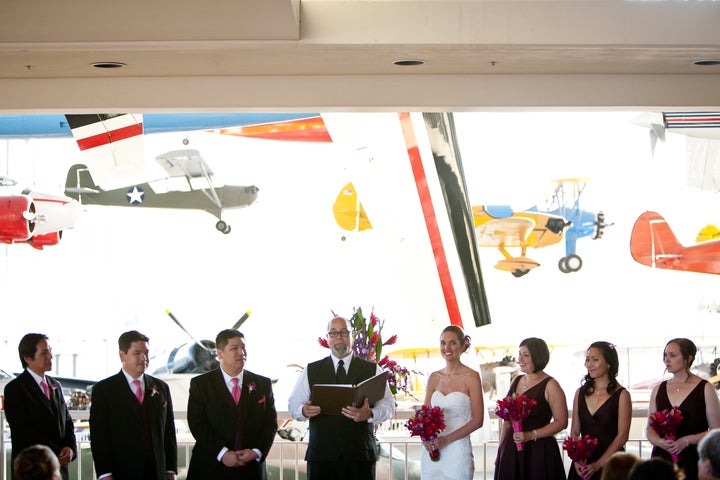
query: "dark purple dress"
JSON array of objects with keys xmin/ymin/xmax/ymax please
[
  {"xmin": 650, "ymin": 380, "xmax": 709, "ymax": 480},
  {"xmin": 567, "ymin": 388, "xmax": 626, "ymax": 480},
  {"xmin": 494, "ymin": 376, "xmax": 567, "ymax": 480}
]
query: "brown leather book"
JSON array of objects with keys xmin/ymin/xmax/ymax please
[{"xmin": 311, "ymin": 371, "xmax": 390, "ymax": 415}]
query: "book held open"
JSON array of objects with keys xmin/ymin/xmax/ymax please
[{"xmin": 311, "ymin": 371, "xmax": 390, "ymax": 415}]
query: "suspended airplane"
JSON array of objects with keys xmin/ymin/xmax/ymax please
[
  {"xmin": 528, "ymin": 178, "xmax": 613, "ymax": 273},
  {"xmin": 332, "ymin": 181, "xmax": 372, "ymax": 238},
  {"xmin": 0, "ymin": 176, "xmax": 81, "ymax": 249},
  {"xmin": 472, "ymin": 205, "xmax": 570, "ymax": 277},
  {"xmin": 64, "ymin": 149, "xmax": 258, "ymax": 234},
  {"xmin": 630, "ymin": 210, "xmax": 720, "ymax": 275}
]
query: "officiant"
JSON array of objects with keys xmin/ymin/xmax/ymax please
[{"xmin": 288, "ymin": 315, "xmax": 395, "ymax": 480}]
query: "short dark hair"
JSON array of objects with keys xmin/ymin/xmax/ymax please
[
  {"xmin": 118, "ymin": 330, "xmax": 149, "ymax": 353},
  {"xmin": 699, "ymin": 428, "xmax": 720, "ymax": 478},
  {"xmin": 13, "ymin": 444, "xmax": 60, "ymax": 480},
  {"xmin": 216, "ymin": 329, "xmax": 244, "ymax": 350},
  {"xmin": 18, "ymin": 333, "xmax": 48, "ymax": 369},
  {"xmin": 520, "ymin": 337, "xmax": 550, "ymax": 372},
  {"xmin": 628, "ymin": 457, "xmax": 681, "ymax": 480}
]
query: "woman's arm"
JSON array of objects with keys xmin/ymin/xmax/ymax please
[{"xmin": 570, "ymin": 389, "xmax": 581, "ymax": 438}]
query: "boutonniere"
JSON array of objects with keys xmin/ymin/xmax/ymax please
[
  {"xmin": 248, "ymin": 382, "xmax": 256, "ymax": 393},
  {"xmin": 258, "ymin": 394, "xmax": 266, "ymax": 405},
  {"xmin": 49, "ymin": 383, "xmax": 58, "ymax": 392},
  {"xmin": 150, "ymin": 386, "xmax": 159, "ymax": 398}
]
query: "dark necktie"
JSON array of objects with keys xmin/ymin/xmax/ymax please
[{"xmin": 336, "ymin": 359, "xmax": 348, "ymax": 383}]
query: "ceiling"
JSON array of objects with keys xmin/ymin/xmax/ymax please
[{"xmin": 1, "ymin": 0, "xmax": 719, "ymax": 112}]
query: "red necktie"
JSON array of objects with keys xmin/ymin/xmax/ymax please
[
  {"xmin": 40, "ymin": 379, "xmax": 50, "ymax": 400},
  {"xmin": 231, "ymin": 377, "xmax": 241, "ymax": 405},
  {"xmin": 133, "ymin": 379, "xmax": 144, "ymax": 404}
]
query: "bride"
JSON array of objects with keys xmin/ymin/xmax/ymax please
[{"xmin": 420, "ymin": 325, "xmax": 485, "ymax": 480}]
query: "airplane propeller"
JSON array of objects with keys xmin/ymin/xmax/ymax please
[{"xmin": 593, "ymin": 211, "xmax": 614, "ymax": 240}]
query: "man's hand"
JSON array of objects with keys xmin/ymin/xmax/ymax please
[
  {"xmin": 57, "ymin": 447, "xmax": 73, "ymax": 466},
  {"xmin": 302, "ymin": 400, "xmax": 321, "ymax": 419},
  {"xmin": 237, "ymin": 449, "xmax": 258, "ymax": 464},
  {"xmin": 221, "ymin": 450, "xmax": 243, "ymax": 468},
  {"xmin": 342, "ymin": 397, "xmax": 371, "ymax": 422}
]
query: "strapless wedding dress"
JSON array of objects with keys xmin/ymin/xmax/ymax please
[{"xmin": 420, "ymin": 391, "xmax": 474, "ymax": 480}]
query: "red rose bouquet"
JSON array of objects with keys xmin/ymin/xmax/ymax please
[
  {"xmin": 563, "ymin": 435, "xmax": 599, "ymax": 480},
  {"xmin": 495, "ymin": 393, "xmax": 537, "ymax": 451},
  {"xmin": 405, "ymin": 405, "xmax": 446, "ymax": 461},
  {"xmin": 649, "ymin": 406, "xmax": 684, "ymax": 463}
]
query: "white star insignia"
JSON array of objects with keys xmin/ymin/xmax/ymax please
[{"xmin": 126, "ymin": 186, "xmax": 145, "ymax": 204}]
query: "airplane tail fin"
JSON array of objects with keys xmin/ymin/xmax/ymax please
[
  {"xmin": 630, "ymin": 211, "xmax": 683, "ymax": 266},
  {"xmin": 65, "ymin": 164, "xmax": 102, "ymax": 200}
]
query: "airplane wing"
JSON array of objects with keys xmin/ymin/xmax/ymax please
[{"xmin": 474, "ymin": 215, "xmax": 535, "ymax": 248}]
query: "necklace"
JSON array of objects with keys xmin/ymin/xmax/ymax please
[
  {"xmin": 522, "ymin": 375, "xmax": 532, "ymax": 391},
  {"xmin": 671, "ymin": 374, "xmax": 690, "ymax": 392}
]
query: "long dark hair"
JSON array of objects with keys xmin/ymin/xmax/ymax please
[{"xmin": 580, "ymin": 341, "xmax": 619, "ymax": 397}]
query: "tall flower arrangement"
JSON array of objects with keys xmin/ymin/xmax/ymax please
[{"xmin": 317, "ymin": 307, "xmax": 410, "ymax": 395}]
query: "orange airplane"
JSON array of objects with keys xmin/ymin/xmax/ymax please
[{"xmin": 630, "ymin": 210, "xmax": 720, "ymax": 275}]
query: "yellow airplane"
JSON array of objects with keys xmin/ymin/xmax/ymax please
[
  {"xmin": 472, "ymin": 205, "xmax": 570, "ymax": 277},
  {"xmin": 332, "ymin": 181, "xmax": 372, "ymax": 234}
]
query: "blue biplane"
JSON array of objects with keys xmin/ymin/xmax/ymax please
[{"xmin": 528, "ymin": 178, "xmax": 613, "ymax": 273}]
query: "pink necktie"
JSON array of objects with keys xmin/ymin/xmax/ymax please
[
  {"xmin": 40, "ymin": 379, "xmax": 50, "ymax": 400},
  {"xmin": 231, "ymin": 377, "xmax": 241, "ymax": 405},
  {"xmin": 133, "ymin": 379, "xmax": 144, "ymax": 404}
]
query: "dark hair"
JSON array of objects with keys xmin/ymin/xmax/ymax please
[
  {"xmin": 580, "ymin": 341, "xmax": 619, "ymax": 397},
  {"xmin": 699, "ymin": 428, "xmax": 720, "ymax": 478},
  {"xmin": 18, "ymin": 333, "xmax": 48, "ymax": 369},
  {"xmin": 628, "ymin": 458, "xmax": 682, "ymax": 480},
  {"xmin": 118, "ymin": 330, "xmax": 149, "ymax": 353},
  {"xmin": 442, "ymin": 325, "xmax": 471, "ymax": 353},
  {"xmin": 216, "ymin": 329, "xmax": 244, "ymax": 350},
  {"xmin": 600, "ymin": 452, "xmax": 640, "ymax": 480},
  {"xmin": 13, "ymin": 444, "xmax": 60, "ymax": 480},
  {"xmin": 520, "ymin": 337, "xmax": 550, "ymax": 372},
  {"xmin": 665, "ymin": 338, "xmax": 697, "ymax": 371}
]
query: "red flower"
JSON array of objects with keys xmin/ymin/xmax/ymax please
[
  {"xmin": 317, "ymin": 337, "xmax": 329, "ymax": 348},
  {"xmin": 495, "ymin": 393, "xmax": 537, "ymax": 422},
  {"xmin": 563, "ymin": 435, "xmax": 599, "ymax": 463},
  {"xmin": 405, "ymin": 405, "xmax": 446, "ymax": 461},
  {"xmin": 649, "ymin": 406, "xmax": 683, "ymax": 437}
]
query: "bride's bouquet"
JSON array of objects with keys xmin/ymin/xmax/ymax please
[
  {"xmin": 563, "ymin": 435, "xmax": 599, "ymax": 480},
  {"xmin": 649, "ymin": 406, "xmax": 683, "ymax": 463},
  {"xmin": 495, "ymin": 393, "xmax": 537, "ymax": 451},
  {"xmin": 405, "ymin": 405, "xmax": 446, "ymax": 461}
]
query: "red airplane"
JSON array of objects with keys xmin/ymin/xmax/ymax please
[
  {"xmin": 0, "ymin": 176, "xmax": 81, "ymax": 249},
  {"xmin": 630, "ymin": 210, "xmax": 720, "ymax": 275}
]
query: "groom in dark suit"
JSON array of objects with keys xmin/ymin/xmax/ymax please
[
  {"xmin": 186, "ymin": 329, "xmax": 277, "ymax": 480},
  {"xmin": 89, "ymin": 330, "xmax": 178, "ymax": 480},
  {"xmin": 4, "ymin": 333, "xmax": 77, "ymax": 480}
]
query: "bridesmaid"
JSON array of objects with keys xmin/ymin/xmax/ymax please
[
  {"xmin": 568, "ymin": 341, "xmax": 632, "ymax": 480},
  {"xmin": 646, "ymin": 338, "xmax": 720, "ymax": 480},
  {"xmin": 494, "ymin": 337, "xmax": 568, "ymax": 480}
]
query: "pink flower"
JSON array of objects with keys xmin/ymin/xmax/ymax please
[
  {"xmin": 258, "ymin": 394, "xmax": 266, "ymax": 404},
  {"xmin": 248, "ymin": 382, "xmax": 257, "ymax": 393},
  {"xmin": 150, "ymin": 386, "xmax": 159, "ymax": 397}
]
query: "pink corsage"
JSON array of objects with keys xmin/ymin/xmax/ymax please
[
  {"xmin": 150, "ymin": 386, "xmax": 159, "ymax": 397},
  {"xmin": 50, "ymin": 383, "xmax": 58, "ymax": 392},
  {"xmin": 248, "ymin": 382, "xmax": 257, "ymax": 393},
  {"xmin": 258, "ymin": 394, "xmax": 266, "ymax": 404}
]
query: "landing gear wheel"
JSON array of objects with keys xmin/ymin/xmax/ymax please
[
  {"xmin": 558, "ymin": 257, "xmax": 570, "ymax": 273},
  {"xmin": 215, "ymin": 220, "xmax": 231, "ymax": 234},
  {"xmin": 512, "ymin": 269, "xmax": 530, "ymax": 278},
  {"xmin": 565, "ymin": 253, "xmax": 583, "ymax": 272}
]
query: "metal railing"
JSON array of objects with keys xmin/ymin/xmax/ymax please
[{"xmin": 1, "ymin": 410, "xmax": 654, "ymax": 480}]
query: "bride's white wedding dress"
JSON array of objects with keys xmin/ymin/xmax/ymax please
[{"xmin": 420, "ymin": 391, "xmax": 474, "ymax": 480}]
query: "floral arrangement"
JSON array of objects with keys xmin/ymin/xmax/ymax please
[
  {"xmin": 150, "ymin": 386, "xmax": 159, "ymax": 397},
  {"xmin": 649, "ymin": 406, "xmax": 684, "ymax": 463},
  {"xmin": 405, "ymin": 405, "xmax": 446, "ymax": 461},
  {"xmin": 495, "ymin": 393, "xmax": 538, "ymax": 451},
  {"xmin": 563, "ymin": 435, "xmax": 599, "ymax": 480},
  {"xmin": 318, "ymin": 307, "xmax": 411, "ymax": 395}
]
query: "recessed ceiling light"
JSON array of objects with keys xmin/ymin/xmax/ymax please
[
  {"xmin": 694, "ymin": 60, "xmax": 720, "ymax": 66},
  {"xmin": 90, "ymin": 62, "xmax": 127, "ymax": 69},
  {"xmin": 394, "ymin": 60, "xmax": 425, "ymax": 66}
]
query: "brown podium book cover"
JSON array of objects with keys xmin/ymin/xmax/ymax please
[{"xmin": 311, "ymin": 371, "xmax": 390, "ymax": 415}]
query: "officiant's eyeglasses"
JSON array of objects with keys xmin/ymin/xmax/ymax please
[{"xmin": 327, "ymin": 329, "xmax": 350, "ymax": 338}]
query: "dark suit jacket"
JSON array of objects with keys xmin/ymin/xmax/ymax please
[
  {"xmin": 89, "ymin": 371, "xmax": 177, "ymax": 480},
  {"xmin": 4, "ymin": 370, "xmax": 77, "ymax": 480},
  {"xmin": 186, "ymin": 368, "xmax": 277, "ymax": 480}
]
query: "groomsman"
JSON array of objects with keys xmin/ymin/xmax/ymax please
[
  {"xmin": 4, "ymin": 333, "xmax": 77, "ymax": 480},
  {"xmin": 186, "ymin": 329, "xmax": 277, "ymax": 480},
  {"xmin": 90, "ymin": 330, "xmax": 177, "ymax": 480}
]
